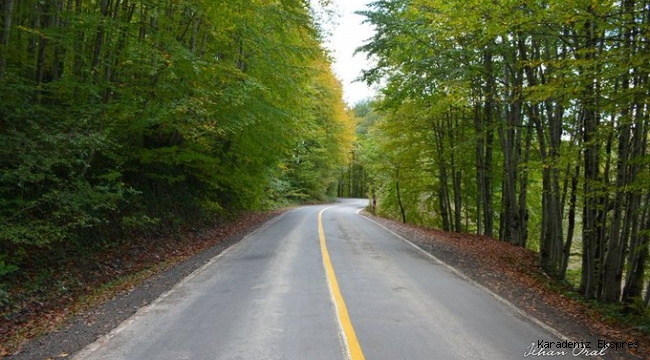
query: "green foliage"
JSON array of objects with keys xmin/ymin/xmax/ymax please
[
  {"xmin": 356, "ymin": 0, "xmax": 650, "ymax": 304},
  {"xmin": 0, "ymin": 254, "xmax": 18, "ymax": 280},
  {"xmin": 0, "ymin": 0, "xmax": 354, "ymax": 293}
]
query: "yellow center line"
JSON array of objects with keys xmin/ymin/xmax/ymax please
[{"xmin": 318, "ymin": 207, "xmax": 366, "ymax": 360}]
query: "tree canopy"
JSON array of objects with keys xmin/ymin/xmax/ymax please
[
  {"xmin": 354, "ymin": 0, "xmax": 650, "ymax": 306},
  {"xmin": 0, "ymin": 0, "xmax": 354, "ymax": 282}
]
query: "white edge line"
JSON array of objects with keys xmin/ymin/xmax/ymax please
[
  {"xmin": 319, "ymin": 205, "xmax": 353, "ymax": 360},
  {"xmin": 355, "ymin": 209, "xmax": 571, "ymax": 342},
  {"xmin": 325, "ymin": 261, "xmax": 353, "ymax": 360},
  {"xmin": 73, "ymin": 211, "xmax": 289, "ymax": 359}
]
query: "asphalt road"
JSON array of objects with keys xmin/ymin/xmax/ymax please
[{"xmin": 73, "ymin": 199, "xmax": 574, "ymax": 360}]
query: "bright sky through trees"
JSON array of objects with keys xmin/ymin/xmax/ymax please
[{"xmin": 314, "ymin": 0, "xmax": 376, "ymax": 106}]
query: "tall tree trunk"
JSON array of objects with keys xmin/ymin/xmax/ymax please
[
  {"xmin": 561, "ymin": 160, "xmax": 581, "ymax": 279},
  {"xmin": 520, "ymin": 35, "xmax": 564, "ymax": 277},
  {"xmin": 622, "ymin": 195, "xmax": 650, "ymax": 303},
  {"xmin": 1, "ymin": 0, "xmax": 15, "ymax": 79},
  {"xmin": 594, "ymin": 126, "xmax": 614, "ymax": 299},
  {"xmin": 498, "ymin": 36, "xmax": 526, "ymax": 246},
  {"xmin": 91, "ymin": 0, "xmax": 110, "ymax": 82},
  {"xmin": 578, "ymin": 13, "xmax": 606, "ymax": 298},
  {"xmin": 450, "ymin": 109, "xmax": 463, "ymax": 233},
  {"xmin": 50, "ymin": 0, "xmax": 65, "ymax": 82},
  {"xmin": 72, "ymin": 0, "xmax": 84, "ymax": 80},
  {"xmin": 482, "ymin": 50, "xmax": 495, "ymax": 238},
  {"xmin": 434, "ymin": 122, "xmax": 451, "ymax": 231},
  {"xmin": 622, "ymin": 72, "xmax": 649, "ymax": 302},
  {"xmin": 518, "ymin": 118, "xmax": 533, "ymax": 248},
  {"xmin": 453, "ymin": 169, "xmax": 462, "ymax": 232},
  {"xmin": 348, "ymin": 162, "xmax": 352, "ymax": 197},
  {"xmin": 109, "ymin": 1, "xmax": 136, "ymax": 84},
  {"xmin": 602, "ymin": 115, "xmax": 631, "ymax": 302},
  {"xmin": 34, "ymin": 1, "xmax": 50, "ymax": 103},
  {"xmin": 474, "ymin": 100, "xmax": 484, "ymax": 235},
  {"xmin": 544, "ymin": 100, "xmax": 565, "ymax": 278},
  {"xmin": 395, "ymin": 168, "xmax": 406, "ymax": 223}
]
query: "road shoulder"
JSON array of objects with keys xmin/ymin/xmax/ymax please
[
  {"xmin": 360, "ymin": 211, "xmax": 647, "ymax": 360},
  {"xmin": 6, "ymin": 210, "xmax": 286, "ymax": 360}
]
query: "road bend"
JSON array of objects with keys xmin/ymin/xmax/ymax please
[{"xmin": 74, "ymin": 199, "xmax": 572, "ymax": 360}]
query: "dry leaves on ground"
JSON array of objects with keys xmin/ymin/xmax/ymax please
[{"xmin": 368, "ymin": 213, "xmax": 649, "ymax": 360}]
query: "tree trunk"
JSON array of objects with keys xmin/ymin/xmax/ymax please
[
  {"xmin": 520, "ymin": 34, "xmax": 564, "ymax": 277},
  {"xmin": 578, "ymin": 13, "xmax": 606, "ymax": 298},
  {"xmin": 453, "ymin": 169, "xmax": 462, "ymax": 233},
  {"xmin": 622, "ymin": 71, "xmax": 650, "ymax": 302},
  {"xmin": 450, "ymin": 110, "xmax": 462, "ymax": 233},
  {"xmin": 348, "ymin": 162, "xmax": 352, "ymax": 197},
  {"xmin": 498, "ymin": 36, "xmax": 525, "ymax": 246},
  {"xmin": 1, "ymin": 0, "xmax": 15, "ymax": 79},
  {"xmin": 91, "ymin": 0, "xmax": 110, "ymax": 82},
  {"xmin": 482, "ymin": 50, "xmax": 495, "ymax": 238},
  {"xmin": 622, "ymin": 195, "xmax": 650, "ymax": 303},
  {"xmin": 602, "ymin": 119, "xmax": 631, "ymax": 302},
  {"xmin": 474, "ymin": 101, "xmax": 484, "ymax": 235},
  {"xmin": 519, "ymin": 120, "xmax": 533, "ymax": 249},
  {"xmin": 561, "ymin": 160, "xmax": 580, "ymax": 279},
  {"xmin": 498, "ymin": 113, "xmax": 522, "ymax": 245},
  {"xmin": 434, "ymin": 123, "xmax": 451, "ymax": 231},
  {"xmin": 396, "ymin": 168, "xmax": 406, "ymax": 223}
]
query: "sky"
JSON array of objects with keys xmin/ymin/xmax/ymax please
[{"xmin": 313, "ymin": 0, "xmax": 377, "ymax": 106}]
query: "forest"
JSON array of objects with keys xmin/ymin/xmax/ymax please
[
  {"xmin": 341, "ymin": 0, "xmax": 650, "ymax": 309},
  {"xmin": 0, "ymin": 0, "xmax": 354, "ymax": 312},
  {"xmin": 2, "ymin": 0, "xmax": 650, "ymax": 351}
]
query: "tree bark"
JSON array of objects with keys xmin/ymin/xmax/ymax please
[
  {"xmin": 518, "ymin": 119, "xmax": 533, "ymax": 249},
  {"xmin": 622, "ymin": 67, "xmax": 649, "ymax": 302},
  {"xmin": 433, "ymin": 122, "xmax": 451, "ymax": 231},
  {"xmin": 450, "ymin": 110, "xmax": 462, "ymax": 233},
  {"xmin": 519, "ymin": 35, "xmax": 564, "ymax": 277},
  {"xmin": 577, "ymin": 13, "xmax": 607, "ymax": 298},
  {"xmin": 561, "ymin": 160, "xmax": 580, "ymax": 279},
  {"xmin": 396, "ymin": 168, "xmax": 406, "ymax": 223},
  {"xmin": 482, "ymin": 50, "xmax": 495, "ymax": 238},
  {"xmin": 474, "ymin": 101, "xmax": 484, "ymax": 235},
  {"xmin": 622, "ymin": 195, "xmax": 650, "ymax": 303},
  {"xmin": 602, "ymin": 114, "xmax": 631, "ymax": 302},
  {"xmin": 0, "ymin": 0, "xmax": 15, "ymax": 79},
  {"xmin": 498, "ymin": 38, "xmax": 524, "ymax": 246},
  {"xmin": 91, "ymin": 0, "xmax": 111, "ymax": 82}
]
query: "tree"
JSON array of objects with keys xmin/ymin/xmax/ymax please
[
  {"xmin": 0, "ymin": 0, "xmax": 354, "ymax": 283},
  {"xmin": 356, "ymin": 0, "xmax": 650, "ymax": 307}
]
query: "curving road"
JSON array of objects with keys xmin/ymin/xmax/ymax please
[{"xmin": 73, "ymin": 199, "xmax": 573, "ymax": 360}]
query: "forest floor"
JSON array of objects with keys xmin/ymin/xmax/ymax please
[{"xmin": 2, "ymin": 206, "xmax": 649, "ymax": 359}]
